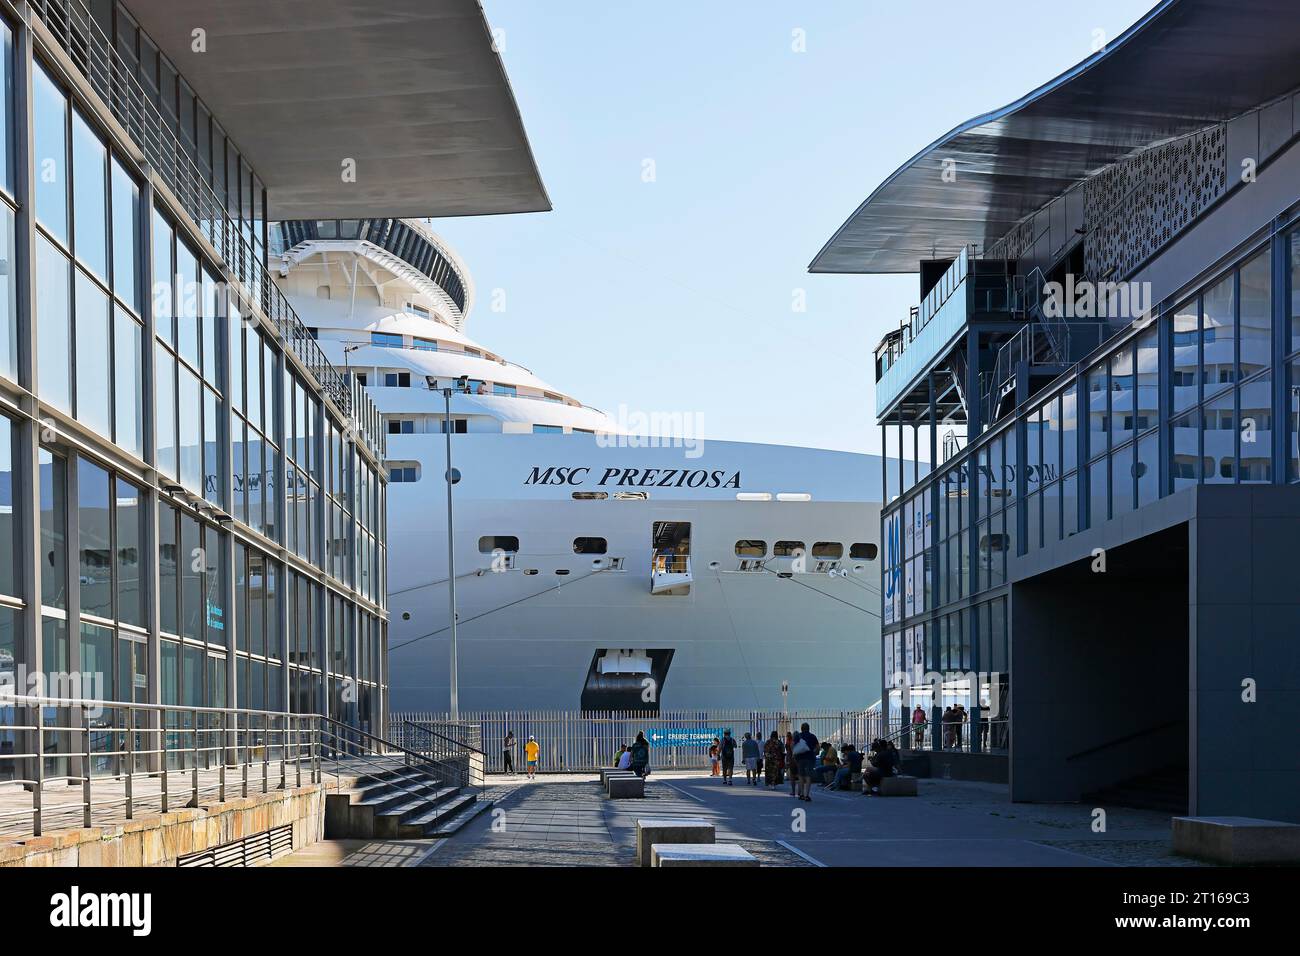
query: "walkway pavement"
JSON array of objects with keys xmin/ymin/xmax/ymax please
[{"xmin": 418, "ymin": 771, "xmax": 1208, "ymax": 868}]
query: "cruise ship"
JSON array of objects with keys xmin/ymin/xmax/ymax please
[{"xmin": 272, "ymin": 218, "xmax": 886, "ymax": 713}]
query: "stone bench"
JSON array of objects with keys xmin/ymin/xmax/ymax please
[
  {"xmin": 635, "ymin": 817, "xmax": 714, "ymax": 867},
  {"xmin": 1172, "ymin": 816, "xmax": 1300, "ymax": 865},
  {"xmin": 608, "ymin": 776, "xmax": 645, "ymax": 799},
  {"xmin": 603, "ymin": 771, "xmax": 637, "ymax": 793},
  {"xmin": 600, "ymin": 768, "xmax": 632, "ymax": 785},
  {"xmin": 651, "ymin": 843, "xmax": 758, "ymax": 867},
  {"xmin": 865, "ymin": 775, "xmax": 917, "ymax": 796}
]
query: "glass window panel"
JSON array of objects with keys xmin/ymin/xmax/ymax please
[
  {"xmin": 1202, "ymin": 274, "xmax": 1235, "ymax": 397},
  {"xmin": 1135, "ymin": 328, "xmax": 1159, "ymax": 435},
  {"xmin": 0, "ymin": 204, "xmax": 16, "ymax": 383},
  {"xmin": 204, "ymin": 386, "xmax": 220, "ymax": 505},
  {"xmin": 1025, "ymin": 490, "xmax": 1040, "ymax": 552},
  {"xmin": 266, "ymin": 562, "xmax": 280, "ymax": 659},
  {"xmin": 74, "ymin": 269, "xmax": 111, "ymax": 436},
  {"xmin": 201, "ymin": 268, "xmax": 220, "ymax": 387},
  {"xmin": 39, "ymin": 449, "xmax": 67, "ymax": 609},
  {"xmin": 180, "ymin": 512, "xmax": 201, "ymax": 641},
  {"xmin": 1086, "ymin": 362, "xmax": 1107, "ymax": 460},
  {"xmin": 1239, "ymin": 251, "xmax": 1270, "ymax": 380},
  {"xmin": 115, "ymin": 478, "xmax": 142, "ymax": 627},
  {"xmin": 1088, "ymin": 456, "xmax": 1108, "ymax": 527},
  {"xmin": 1061, "ymin": 472, "xmax": 1078, "ymax": 538},
  {"xmin": 229, "ymin": 303, "xmax": 243, "ymax": 411},
  {"xmin": 1240, "ymin": 371, "xmax": 1272, "ymax": 484},
  {"xmin": 79, "ymin": 622, "xmax": 114, "ymax": 703},
  {"xmin": 0, "ymin": 23, "xmax": 12, "ymax": 195},
  {"xmin": 234, "ymin": 545, "xmax": 247, "ymax": 652},
  {"xmin": 151, "ymin": 208, "xmax": 173, "ymax": 344},
  {"xmin": 113, "ymin": 308, "xmax": 143, "ymax": 456},
  {"xmin": 36, "ymin": 235, "xmax": 72, "ymax": 413},
  {"xmin": 1110, "ymin": 346, "xmax": 1135, "ymax": 445},
  {"xmin": 110, "ymin": 159, "xmax": 139, "ymax": 312},
  {"xmin": 1172, "ymin": 298, "xmax": 1199, "ymax": 414},
  {"xmin": 1136, "ymin": 431, "xmax": 1159, "ymax": 506},
  {"xmin": 1061, "ymin": 385, "xmax": 1078, "ymax": 475},
  {"xmin": 159, "ymin": 503, "xmax": 177, "ymax": 634},
  {"xmin": 33, "ymin": 64, "xmax": 68, "ymax": 242},
  {"xmin": 1291, "ymin": 230, "xmax": 1300, "ymax": 355},
  {"xmin": 246, "ymin": 330, "xmax": 261, "ymax": 430},
  {"xmin": 71, "ymin": 110, "xmax": 108, "ymax": 279},
  {"xmin": 155, "ymin": 342, "xmax": 176, "ymax": 478},
  {"xmin": 77, "ymin": 457, "xmax": 111, "ymax": 618},
  {"xmin": 1043, "ymin": 479, "xmax": 1060, "ymax": 545},
  {"xmin": 0, "ymin": 416, "xmax": 14, "ymax": 597},
  {"xmin": 1111, "ymin": 442, "xmax": 1135, "ymax": 516},
  {"xmin": 1041, "ymin": 396, "xmax": 1061, "ymax": 483},
  {"xmin": 176, "ymin": 241, "xmax": 199, "ymax": 368},
  {"xmin": 179, "ymin": 365, "xmax": 201, "ymax": 493},
  {"xmin": 1171, "ymin": 408, "xmax": 1201, "ymax": 492},
  {"xmin": 1202, "ymin": 389, "xmax": 1235, "ymax": 484},
  {"xmin": 249, "ymin": 550, "xmax": 264, "ymax": 656}
]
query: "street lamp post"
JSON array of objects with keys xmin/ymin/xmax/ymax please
[{"xmin": 443, "ymin": 386, "xmax": 459, "ymax": 721}]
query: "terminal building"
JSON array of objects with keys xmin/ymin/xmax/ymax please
[
  {"xmin": 815, "ymin": 0, "xmax": 1300, "ymax": 820},
  {"xmin": 0, "ymin": 0, "xmax": 547, "ymax": 766}
]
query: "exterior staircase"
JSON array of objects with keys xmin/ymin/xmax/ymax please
[{"xmin": 324, "ymin": 757, "xmax": 492, "ymax": 839}]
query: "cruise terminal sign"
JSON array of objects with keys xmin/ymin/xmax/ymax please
[{"xmin": 525, "ymin": 466, "xmax": 742, "ymax": 489}]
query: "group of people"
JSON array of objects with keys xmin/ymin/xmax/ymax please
[
  {"xmin": 612, "ymin": 733, "xmax": 653, "ymax": 777},
  {"xmin": 708, "ymin": 726, "xmax": 904, "ymax": 798},
  {"xmin": 911, "ymin": 703, "xmax": 982, "ymax": 750}
]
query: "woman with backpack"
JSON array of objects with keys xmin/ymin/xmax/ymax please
[{"xmin": 630, "ymin": 732, "xmax": 651, "ymax": 778}]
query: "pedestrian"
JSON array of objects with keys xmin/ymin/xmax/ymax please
[
  {"xmin": 525, "ymin": 734, "xmax": 540, "ymax": 779},
  {"xmin": 720, "ymin": 729, "xmax": 737, "ymax": 785},
  {"xmin": 792, "ymin": 722, "xmax": 819, "ymax": 802},
  {"xmin": 764, "ymin": 731, "xmax": 783, "ymax": 788},
  {"xmin": 503, "ymin": 730, "xmax": 516, "ymax": 775},
  {"xmin": 942, "ymin": 705, "xmax": 955, "ymax": 749},
  {"xmin": 953, "ymin": 704, "xmax": 967, "ymax": 751},
  {"xmin": 911, "ymin": 705, "xmax": 926, "ymax": 749},
  {"xmin": 741, "ymin": 732, "xmax": 760, "ymax": 785},
  {"xmin": 709, "ymin": 738, "xmax": 721, "ymax": 776},
  {"xmin": 630, "ymin": 732, "xmax": 651, "ymax": 778},
  {"xmin": 785, "ymin": 731, "xmax": 799, "ymax": 796}
]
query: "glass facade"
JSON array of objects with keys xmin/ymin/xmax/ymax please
[
  {"xmin": 0, "ymin": 3, "xmax": 388, "ymax": 768},
  {"xmin": 881, "ymin": 225, "xmax": 1294, "ymax": 755}
]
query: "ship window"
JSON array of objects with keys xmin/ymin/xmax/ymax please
[
  {"xmin": 850, "ymin": 542, "xmax": 878, "ymax": 560},
  {"xmin": 316, "ymin": 285, "xmax": 331, "ymax": 300},
  {"xmin": 555, "ymin": 569, "xmax": 570, "ymax": 576},
  {"xmin": 439, "ymin": 419, "xmax": 468, "ymax": 434},
  {"xmin": 385, "ymin": 461, "xmax": 419, "ymax": 483},
  {"xmin": 533, "ymin": 424, "xmax": 563, "ymax": 434},
  {"xmin": 371, "ymin": 332, "xmax": 403, "ymax": 348},
  {"xmin": 735, "ymin": 540, "xmax": 766, "ymax": 557},
  {"xmin": 573, "ymin": 491, "xmax": 608, "ymax": 500},
  {"xmin": 773, "ymin": 541, "xmax": 805, "ymax": 557},
  {"xmin": 811, "ymin": 542, "xmax": 843, "ymax": 559},
  {"xmin": 355, "ymin": 373, "xmax": 367, "ymax": 386},
  {"xmin": 613, "ymin": 491, "xmax": 647, "ymax": 500},
  {"xmin": 493, "ymin": 384, "xmax": 517, "ymax": 397},
  {"xmin": 383, "ymin": 371, "xmax": 410, "ymax": 387},
  {"xmin": 573, "ymin": 537, "xmax": 607, "ymax": 554},
  {"xmin": 479, "ymin": 536, "xmax": 519, "ymax": 554},
  {"xmin": 386, "ymin": 419, "xmax": 415, "ymax": 435},
  {"xmin": 412, "ymin": 337, "xmax": 437, "ymax": 352}
]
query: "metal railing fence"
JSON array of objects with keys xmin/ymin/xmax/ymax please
[
  {"xmin": 391, "ymin": 709, "xmax": 883, "ymax": 773},
  {"xmin": 0, "ymin": 692, "xmax": 321, "ymax": 838}
]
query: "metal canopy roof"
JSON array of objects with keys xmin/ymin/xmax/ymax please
[
  {"xmin": 810, "ymin": 0, "xmax": 1300, "ymax": 274},
  {"xmin": 124, "ymin": 0, "xmax": 551, "ymax": 220}
]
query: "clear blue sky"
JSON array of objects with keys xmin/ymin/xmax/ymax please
[{"xmin": 432, "ymin": 0, "xmax": 1156, "ymax": 456}]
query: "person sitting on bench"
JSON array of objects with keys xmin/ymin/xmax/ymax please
[
  {"xmin": 863, "ymin": 739, "xmax": 900, "ymax": 795},
  {"xmin": 826, "ymin": 744, "xmax": 863, "ymax": 790}
]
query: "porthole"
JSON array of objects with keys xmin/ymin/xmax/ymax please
[{"xmin": 555, "ymin": 569, "xmax": 570, "ymax": 576}]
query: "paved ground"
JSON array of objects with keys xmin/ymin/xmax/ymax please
[{"xmin": 415, "ymin": 771, "xmax": 1207, "ymax": 868}]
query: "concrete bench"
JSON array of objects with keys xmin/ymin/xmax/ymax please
[
  {"xmin": 608, "ymin": 776, "xmax": 645, "ymax": 799},
  {"xmin": 1172, "ymin": 816, "xmax": 1300, "ymax": 865},
  {"xmin": 865, "ymin": 775, "xmax": 917, "ymax": 796},
  {"xmin": 652, "ymin": 843, "xmax": 758, "ymax": 867},
  {"xmin": 603, "ymin": 771, "xmax": 637, "ymax": 793},
  {"xmin": 600, "ymin": 768, "xmax": 632, "ymax": 785},
  {"xmin": 635, "ymin": 818, "xmax": 714, "ymax": 867}
]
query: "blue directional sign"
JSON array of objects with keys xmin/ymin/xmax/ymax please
[{"xmin": 647, "ymin": 729, "xmax": 723, "ymax": 747}]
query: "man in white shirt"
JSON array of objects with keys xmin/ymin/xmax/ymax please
[{"xmin": 616, "ymin": 746, "xmax": 632, "ymax": 770}]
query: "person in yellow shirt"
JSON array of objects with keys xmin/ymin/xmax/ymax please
[{"xmin": 525, "ymin": 735, "xmax": 540, "ymax": 779}]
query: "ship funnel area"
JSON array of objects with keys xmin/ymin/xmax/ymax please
[{"xmin": 581, "ymin": 649, "xmax": 675, "ymax": 712}]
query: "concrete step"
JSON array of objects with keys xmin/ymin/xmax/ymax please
[
  {"xmin": 373, "ymin": 787, "xmax": 460, "ymax": 838},
  {"xmin": 427, "ymin": 797, "xmax": 493, "ymax": 838}
]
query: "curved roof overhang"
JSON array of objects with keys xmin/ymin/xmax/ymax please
[
  {"xmin": 123, "ymin": 0, "xmax": 550, "ymax": 220},
  {"xmin": 810, "ymin": 0, "xmax": 1300, "ymax": 274}
]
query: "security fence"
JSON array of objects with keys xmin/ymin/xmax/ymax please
[{"xmin": 390, "ymin": 709, "xmax": 882, "ymax": 773}]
